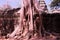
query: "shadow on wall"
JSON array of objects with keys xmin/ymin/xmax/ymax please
[{"xmin": 42, "ymin": 13, "xmax": 60, "ymax": 34}]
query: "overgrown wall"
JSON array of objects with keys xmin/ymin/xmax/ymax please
[{"xmin": 42, "ymin": 13, "xmax": 60, "ymax": 34}]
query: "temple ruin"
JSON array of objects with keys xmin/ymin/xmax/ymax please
[{"xmin": 0, "ymin": 0, "xmax": 60, "ymax": 40}]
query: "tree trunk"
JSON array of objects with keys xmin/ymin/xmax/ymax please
[{"xmin": 9, "ymin": 0, "xmax": 44, "ymax": 40}]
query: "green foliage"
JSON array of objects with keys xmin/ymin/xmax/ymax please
[{"xmin": 50, "ymin": 0, "xmax": 60, "ymax": 7}]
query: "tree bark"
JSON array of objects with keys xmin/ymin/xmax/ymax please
[{"xmin": 9, "ymin": 0, "xmax": 45, "ymax": 40}]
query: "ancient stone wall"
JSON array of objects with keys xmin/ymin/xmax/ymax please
[{"xmin": 42, "ymin": 13, "xmax": 60, "ymax": 34}]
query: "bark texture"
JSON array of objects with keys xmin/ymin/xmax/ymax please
[{"xmin": 9, "ymin": 0, "xmax": 45, "ymax": 40}]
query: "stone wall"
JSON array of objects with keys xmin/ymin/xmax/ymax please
[
  {"xmin": 0, "ymin": 8, "xmax": 20, "ymax": 36},
  {"xmin": 42, "ymin": 13, "xmax": 60, "ymax": 35}
]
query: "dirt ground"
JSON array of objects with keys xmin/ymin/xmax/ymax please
[{"xmin": 0, "ymin": 36, "xmax": 58, "ymax": 40}]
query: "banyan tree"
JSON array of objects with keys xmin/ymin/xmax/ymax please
[
  {"xmin": 8, "ymin": 0, "xmax": 48, "ymax": 40},
  {"xmin": 0, "ymin": 0, "xmax": 60, "ymax": 40}
]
